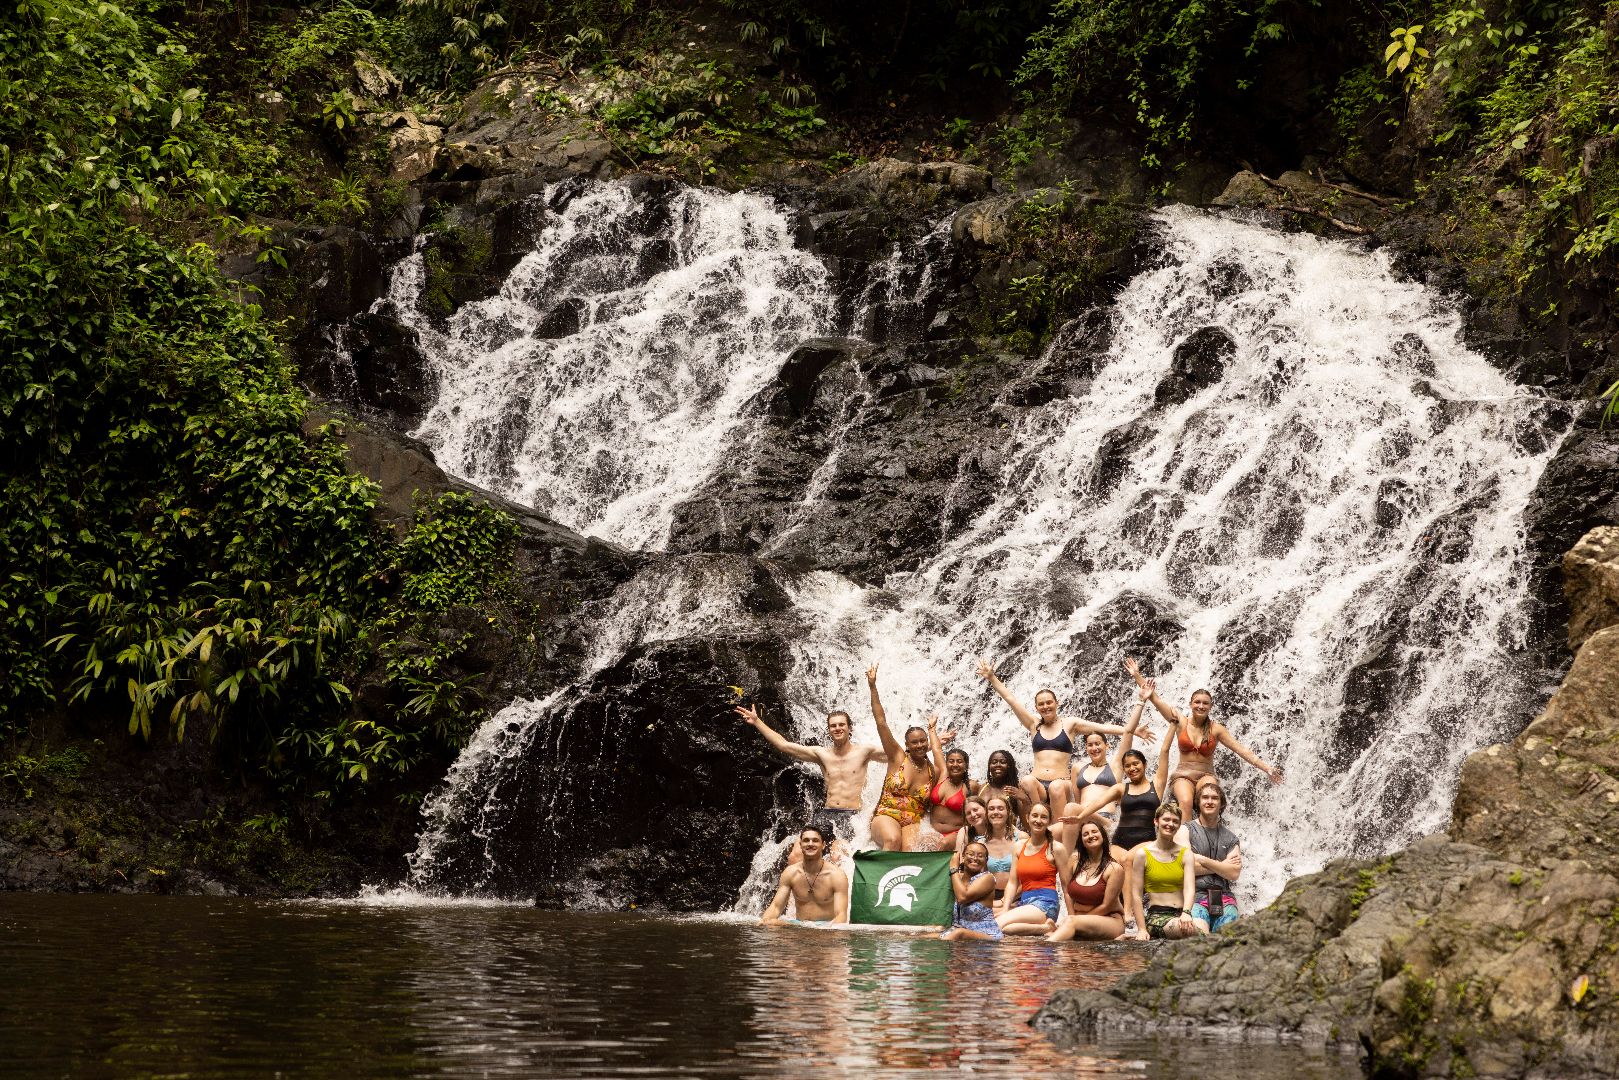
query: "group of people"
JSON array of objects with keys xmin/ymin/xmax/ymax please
[{"xmin": 741, "ymin": 658, "xmax": 1278, "ymax": 942}]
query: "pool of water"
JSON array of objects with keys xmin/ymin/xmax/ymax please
[{"xmin": 0, "ymin": 894, "xmax": 1361, "ymax": 1077}]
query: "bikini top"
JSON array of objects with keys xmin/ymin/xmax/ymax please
[
  {"xmin": 1031, "ymin": 723, "xmax": 1075, "ymax": 755},
  {"xmin": 982, "ymin": 834, "xmax": 1017, "ymax": 874},
  {"xmin": 1075, "ymin": 760, "xmax": 1117, "ymax": 794},
  {"xmin": 1177, "ymin": 722, "xmax": 1217, "ymax": 756},
  {"xmin": 1067, "ymin": 868, "xmax": 1111, "ymax": 908},
  {"xmin": 929, "ymin": 780, "xmax": 967, "ymax": 812},
  {"xmin": 1014, "ymin": 838, "xmax": 1058, "ymax": 892}
]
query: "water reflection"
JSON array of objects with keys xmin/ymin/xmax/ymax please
[{"xmin": 0, "ymin": 896, "xmax": 1360, "ymax": 1078}]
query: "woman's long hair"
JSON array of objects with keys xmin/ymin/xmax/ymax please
[{"xmin": 1072, "ymin": 820, "xmax": 1113, "ymax": 881}]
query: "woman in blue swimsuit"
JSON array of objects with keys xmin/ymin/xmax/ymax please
[{"xmin": 940, "ymin": 841, "xmax": 1002, "ymax": 941}]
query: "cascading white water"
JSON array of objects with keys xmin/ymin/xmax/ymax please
[
  {"xmin": 380, "ymin": 180, "xmax": 832, "ymax": 549},
  {"xmin": 744, "ymin": 205, "xmax": 1564, "ymax": 908},
  {"xmin": 393, "ymin": 182, "xmax": 1563, "ymax": 912}
]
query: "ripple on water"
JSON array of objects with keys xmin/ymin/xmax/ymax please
[{"xmin": 0, "ymin": 896, "xmax": 1363, "ymax": 1078}]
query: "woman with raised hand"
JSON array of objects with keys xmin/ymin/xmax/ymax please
[
  {"xmin": 1064, "ymin": 684, "xmax": 1175, "ymax": 857},
  {"xmin": 1047, "ymin": 819, "xmax": 1125, "ymax": 942},
  {"xmin": 867, "ymin": 663, "xmax": 934, "ymax": 852},
  {"xmin": 1124, "ymin": 801, "xmax": 1199, "ymax": 941},
  {"xmin": 1057, "ymin": 679, "xmax": 1153, "ymax": 852},
  {"xmin": 1123, "ymin": 656, "xmax": 1282, "ymax": 814},
  {"xmin": 976, "ymin": 658, "xmax": 1154, "ymax": 816},
  {"xmin": 975, "ymin": 749, "xmax": 1029, "ymax": 828},
  {"xmin": 916, "ymin": 716, "xmax": 971, "ymax": 851},
  {"xmin": 995, "ymin": 802, "xmax": 1070, "ymax": 936},
  {"xmin": 940, "ymin": 841, "xmax": 1002, "ymax": 942}
]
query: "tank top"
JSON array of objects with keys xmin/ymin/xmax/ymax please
[
  {"xmin": 1031, "ymin": 724, "xmax": 1075, "ymax": 755},
  {"xmin": 1015, "ymin": 838, "xmax": 1058, "ymax": 892},
  {"xmin": 1066, "ymin": 868, "xmax": 1110, "ymax": 908},
  {"xmin": 1141, "ymin": 845, "xmax": 1187, "ymax": 894},
  {"xmin": 1117, "ymin": 783, "xmax": 1160, "ymax": 831}
]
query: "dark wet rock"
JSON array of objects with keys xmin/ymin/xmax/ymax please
[
  {"xmin": 666, "ymin": 339, "xmax": 1022, "ymax": 581},
  {"xmin": 1154, "ymin": 326, "xmax": 1235, "ymax": 408},
  {"xmin": 326, "ymin": 312, "xmax": 434, "ymax": 429},
  {"xmin": 1213, "ymin": 169, "xmax": 1391, "ymax": 233},
  {"xmin": 404, "ymin": 556, "xmax": 806, "ymax": 910},
  {"xmin": 1036, "ymin": 530, "xmax": 1619, "ymax": 1078}
]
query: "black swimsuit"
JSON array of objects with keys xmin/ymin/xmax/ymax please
[{"xmin": 1112, "ymin": 783, "xmax": 1159, "ymax": 849}]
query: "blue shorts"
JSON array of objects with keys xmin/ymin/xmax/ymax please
[
  {"xmin": 1192, "ymin": 892, "xmax": 1239, "ymax": 932},
  {"xmin": 1018, "ymin": 888, "xmax": 1060, "ymax": 921}
]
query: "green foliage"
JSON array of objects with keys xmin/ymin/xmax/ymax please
[
  {"xmin": 394, "ymin": 493, "xmax": 519, "ymax": 612},
  {"xmin": 991, "ymin": 187, "xmax": 1141, "ymax": 351},
  {"xmin": 1016, "ymin": 0, "xmax": 1300, "ymax": 168},
  {"xmin": 1, "ymin": 1, "xmax": 515, "ymax": 799},
  {"xmin": 1388, "ymin": 0, "xmax": 1619, "ymax": 276},
  {"xmin": 1, "ymin": 746, "xmax": 91, "ymax": 799}
]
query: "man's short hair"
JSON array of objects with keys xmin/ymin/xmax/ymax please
[
  {"xmin": 826, "ymin": 710, "xmax": 851, "ymax": 725},
  {"xmin": 800, "ymin": 824, "xmax": 828, "ymax": 844}
]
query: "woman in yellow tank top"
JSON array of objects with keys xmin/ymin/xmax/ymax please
[{"xmin": 1124, "ymin": 800, "xmax": 1198, "ymax": 940}]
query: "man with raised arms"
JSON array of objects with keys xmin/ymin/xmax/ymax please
[
  {"xmin": 759, "ymin": 825, "xmax": 849, "ymax": 925},
  {"xmin": 736, "ymin": 700, "xmax": 886, "ymax": 846}
]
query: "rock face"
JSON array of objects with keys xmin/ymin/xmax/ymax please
[
  {"xmin": 1034, "ymin": 526, "xmax": 1619, "ymax": 1078},
  {"xmin": 1564, "ymin": 526, "xmax": 1619, "ymax": 651}
]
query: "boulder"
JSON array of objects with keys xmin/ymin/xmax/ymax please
[
  {"xmin": 410, "ymin": 555, "xmax": 808, "ymax": 909},
  {"xmin": 829, "ymin": 158, "xmax": 993, "ymax": 209},
  {"xmin": 1562, "ymin": 525, "xmax": 1619, "ymax": 652},
  {"xmin": 1154, "ymin": 326, "xmax": 1235, "ymax": 407}
]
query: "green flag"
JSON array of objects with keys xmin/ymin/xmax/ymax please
[{"xmin": 848, "ymin": 850, "xmax": 954, "ymax": 926}]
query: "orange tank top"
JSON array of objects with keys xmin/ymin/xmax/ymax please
[{"xmin": 1015, "ymin": 838, "xmax": 1057, "ymax": 892}]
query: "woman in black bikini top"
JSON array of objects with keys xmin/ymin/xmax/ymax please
[{"xmin": 976, "ymin": 658, "xmax": 1154, "ymax": 816}]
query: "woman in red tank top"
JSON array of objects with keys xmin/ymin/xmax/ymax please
[
  {"xmin": 994, "ymin": 802, "xmax": 1071, "ymax": 935},
  {"xmin": 1046, "ymin": 819, "xmax": 1125, "ymax": 941}
]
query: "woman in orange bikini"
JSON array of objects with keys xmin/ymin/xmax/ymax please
[
  {"xmin": 916, "ymin": 715, "xmax": 971, "ymax": 851},
  {"xmin": 1123, "ymin": 657, "xmax": 1283, "ymax": 813},
  {"xmin": 867, "ymin": 663, "xmax": 934, "ymax": 851}
]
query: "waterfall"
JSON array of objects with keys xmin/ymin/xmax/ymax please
[
  {"xmin": 749, "ymin": 205, "xmax": 1564, "ymax": 907},
  {"xmin": 379, "ymin": 180, "xmax": 832, "ymax": 548},
  {"xmin": 391, "ymin": 183, "xmax": 1562, "ymax": 911}
]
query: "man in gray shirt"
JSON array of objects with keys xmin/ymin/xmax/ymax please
[{"xmin": 1187, "ymin": 777, "xmax": 1243, "ymax": 933}]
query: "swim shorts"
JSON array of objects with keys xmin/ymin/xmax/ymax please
[
  {"xmin": 1192, "ymin": 892, "xmax": 1238, "ymax": 932},
  {"xmin": 1018, "ymin": 887, "xmax": 1061, "ymax": 921},
  {"xmin": 1145, "ymin": 904, "xmax": 1184, "ymax": 939}
]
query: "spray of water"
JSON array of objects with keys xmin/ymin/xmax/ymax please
[
  {"xmin": 380, "ymin": 180, "xmax": 831, "ymax": 549},
  {"xmin": 392, "ymin": 187, "xmax": 1561, "ymax": 912},
  {"xmin": 745, "ymin": 206, "xmax": 1563, "ymax": 907}
]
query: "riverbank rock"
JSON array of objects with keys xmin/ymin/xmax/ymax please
[
  {"xmin": 1561, "ymin": 524, "xmax": 1619, "ymax": 652},
  {"xmin": 413, "ymin": 554, "xmax": 810, "ymax": 909},
  {"xmin": 1034, "ymin": 527, "xmax": 1619, "ymax": 1078}
]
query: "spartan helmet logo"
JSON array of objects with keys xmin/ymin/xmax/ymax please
[{"xmin": 876, "ymin": 865, "xmax": 924, "ymax": 911}]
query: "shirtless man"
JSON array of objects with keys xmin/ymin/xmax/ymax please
[
  {"xmin": 736, "ymin": 701, "xmax": 885, "ymax": 846},
  {"xmin": 760, "ymin": 826, "xmax": 850, "ymax": 925}
]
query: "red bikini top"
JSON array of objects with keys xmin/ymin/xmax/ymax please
[{"xmin": 929, "ymin": 781, "xmax": 966, "ymax": 812}]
